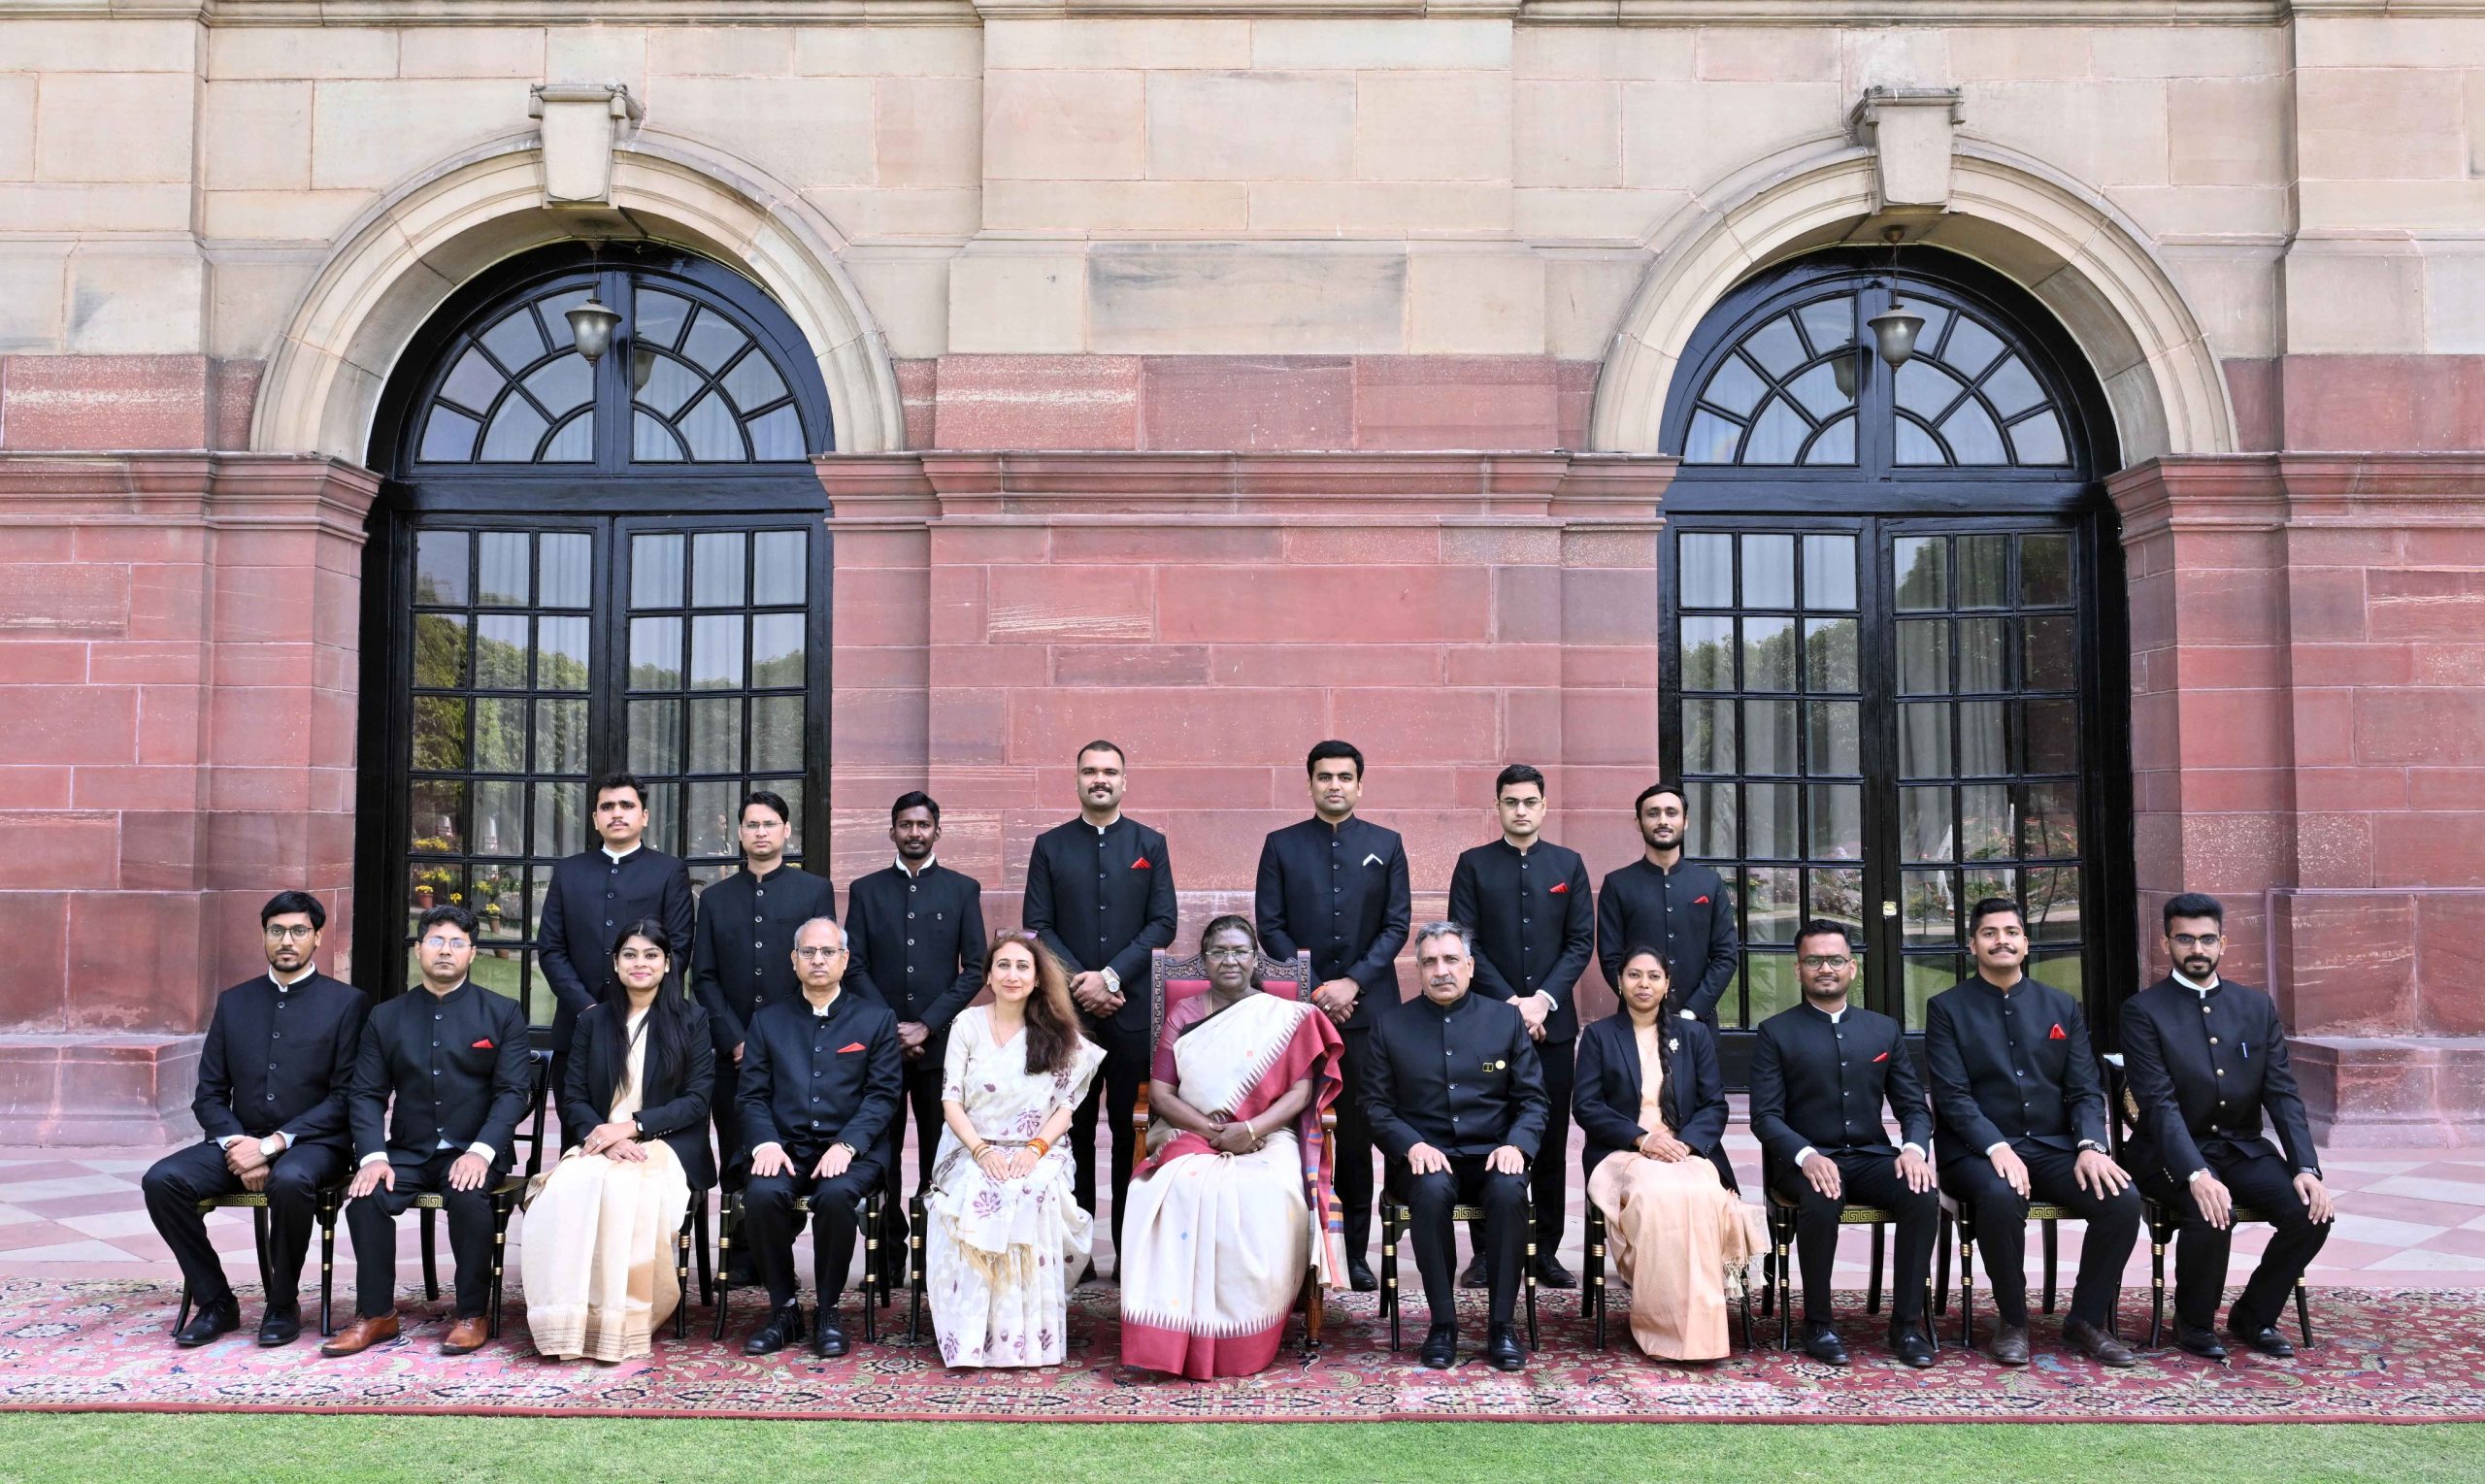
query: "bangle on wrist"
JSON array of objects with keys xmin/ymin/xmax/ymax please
[{"xmin": 1028, "ymin": 1137, "xmax": 1051, "ymax": 1157}]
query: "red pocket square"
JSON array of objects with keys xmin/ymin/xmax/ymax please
[
  {"xmin": 1548, "ymin": 881, "xmax": 1569, "ymax": 894},
  {"xmin": 2048, "ymin": 1023, "xmax": 2067, "ymax": 1040},
  {"xmin": 838, "ymin": 1041, "xmax": 866, "ymax": 1054},
  {"xmin": 1132, "ymin": 856, "xmax": 1152, "ymax": 869},
  {"xmin": 471, "ymin": 1039, "xmax": 494, "ymax": 1049},
  {"xmin": 1872, "ymin": 1051, "xmax": 1890, "ymax": 1063},
  {"xmin": 1693, "ymin": 895, "xmax": 1710, "ymax": 906}
]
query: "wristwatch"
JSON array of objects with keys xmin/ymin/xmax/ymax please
[{"xmin": 2076, "ymin": 1138, "xmax": 2105, "ymax": 1155}]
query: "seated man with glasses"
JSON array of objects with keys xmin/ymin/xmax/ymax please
[
  {"xmin": 1747, "ymin": 920, "xmax": 1938, "ymax": 1369},
  {"xmin": 2119, "ymin": 892, "xmax": 2334, "ymax": 1360},
  {"xmin": 324, "ymin": 905, "xmax": 533, "ymax": 1357},
  {"xmin": 144, "ymin": 891, "xmax": 371, "ymax": 1347}
]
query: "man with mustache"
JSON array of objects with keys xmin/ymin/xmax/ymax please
[
  {"xmin": 2120, "ymin": 892, "xmax": 2333, "ymax": 1360},
  {"xmin": 1022, "ymin": 740, "xmax": 1177, "ymax": 1279}
]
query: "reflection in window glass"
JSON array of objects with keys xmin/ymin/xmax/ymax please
[{"xmin": 1679, "ymin": 534, "xmax": 1735, "ymax": 608}]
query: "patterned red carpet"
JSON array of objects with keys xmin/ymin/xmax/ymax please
[{"xmin": 2, "ymin": 1278, "xmax": 2479, "ymax": 1423}]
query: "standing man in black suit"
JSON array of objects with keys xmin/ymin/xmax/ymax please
[
  {"xmin": 1366, "ymin": 922, "xmax": 1547, "ymax": 1371},
  {"xmin": 1747, "ymin": 919, "xmax": 1938, "ymax": 1368},
  {"xmin": 843, "ymin": 791, "xmax": 986, "ymax": 1288},
  {"xmin": 322, "ymin": 905, "xmax": 532, "ymax": 1358},
  {"xmin": 145, "ymin": 891, "xmax": 370, "ymax": 1348},
  {"xmin": 2121, "ymin": 892, "xmax": 2334, "ymax": 1360},
  {"xmin": 690, "ymin": 789, "xmax": 836, "ymax": 1225},
  {"xmin": 537, "ymin": 773, "xmax": 694, "ymax": 1149},
  {"xmin": 1597, "ymin": 781, "xmax": 1738, "ymax": 1033},
  {"xmin": 737, "ymin": 916, "xmax": 904, "ymax": 1359},
  {"xmin": 1447, "ymin": 762, "xmax": 1592, "ymax": 1291},
  {"xmin": 1926, "ymin": 897, "xmax": 2140, "ymax": 1369},
  {"xmin": 1256, "ymin": 739, "xmax": 1410, "ymax": 1291},
  {"xmin": 1022, "ymin": 741, "xmax": 1177, "ymax": 1278}
]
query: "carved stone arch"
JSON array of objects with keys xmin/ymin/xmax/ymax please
[
  {"xmin": 251, "ymin": 128, "xmax": 906, "ymax": 461},
  {"xmin": 1591, "ymin": 137, "xmax": 2236, "ymax": 465}
]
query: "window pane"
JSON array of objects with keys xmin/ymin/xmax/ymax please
[
  {"xmin": 1803, "ymin": 616, "xmax": 1858, "ymax": 692},
  {"xmin": 1959, "ymin": 701, "xmax": 2007, "ymax": 775},
  {"xmin": 629, "ymin": 699, "xmax": 681, "ymax": 775},
  {"xmin": 542, "ymin": 412, "xmax": 593, "ymax": 463},
  {"xmin": 753, "ymin": 531, "xmax": 808, "ymax": 606},
  {"xmin": 1740, "ymin": 535, "xmax": 1795, "ymax": 609},
  {"xmin": 681, "ymin": 309, "xmax": 750, "ymax": 375},
  {"xmin": 1960, "ymin": 784, "xmax": 2012, "ymax": 861},
  {"xmin": 635, "ymin": 289, "xmax": 692, "ymax": 350},
  {"xmin": 692, "ymin": 532, "xmax": 746, "ymax": 609},
  {"xmin": 1957, "ymin": 616, "xmax": 2007, "ymax": 693},
  {"xmin": 2025, "ymin": 615, "xmax": 2077, "ymax": 691},
  {"xmin": 1743, "ymin": 868, "xmax": 1800, "ymax": 945},
  {"xmin": 537, "ymin": 616, "xmax": 589, "ymax": 692},
  {"xmin": 1744, "ymin": 397, "xmax": 1807, "ymax": 463},
  {"xmin": 687, "ymin": 779, "xmax": 742, "ymax": 859},
  {"xmin": 1943, "ymin": 314, "xmax": 2005, "ymax": 379},
  {"xmin": 477, "ymin": 533, "xmax": 530, "ymax": 607},
  {"xmin": 1744, "ymin": 953, "xmax": 1799, "ymax": 1025},
  {"xmin": 1796, "ymin": 296, "xmax": 1853, "ymax": 357},
  {"xmin": 539, "ymin": 288, "xmax": 591, "ymax": 348},
  {"xmin": 416, "ymin": 408, "xmax": 480, "ymax": 463},
  {"xmin": 1702, "ymin": 353, "xmax": 1768, "ymax": 417},
  {"xmin": 2020, "ymin": 533, "xmax": 2073, "ymax": 607},
  {"xmin": 1901, "ymin": 786, "xmax": 1952, "ymax": 863},
  {"xmin": 687, "ymin": 697, "xmax": 743, "ymax": 774},
  {"xmin": 1808, "ymin": 866, "xmax": 1864, "ymax": 929},
  {"xmin": 746, "ymin": 406, "xmax": 806, "ymax": 461},
  {"xmin": 1684, "ymin": 410, "xmax": 1741, "ymax": 464},
  {"xmin": 480, "ymin": 398, "xmax": 549, "ymax": 461},
  {"xmin": 2008, "ymin": 408, "xmax": 2069, "ymax": 466},
  {"xmin": 1806, "ymin": 782, "xmax": 1861, "ymax": 859},
  {"xmin": 1896, "ymin": 359, "xmax": 1964, "ymax": 418},
  {"xmin": 1895, "ymin": 417, "xmax": 1946, "ymax": 465},
  {"xmin": 439, "ymin": 346, "xmax": 504, "ymax": 412},
  {"xmin": 2030, "ymin": 949, "xmax": 2082, "ymax": 998},
  {"xmin": 1895, "ymin": 537, "xmax": 1947, "ymax": 611},
  {"xmin": 1745, "ymin": 782, "xmax": 1800, "ymax": 859},
  {"xmin": 523, "ymin": 354, "xmax": 592, "ymax": 417},
  {"xmin": 1785, "ymin": 360, "xmax": 1851, "ymax": 421},
  {"xmin": 413, "ymin": 613, "xmax": 468, "ymax": 689},
  {"xmin": 1801, "ymin": 534, "xmax": 1856, "ymax": 610},
  {"xmin": 1982, "ymin": 354, "xmax": 2046, "ymax": 418},
  {"xmin": 1956, "ymin": 535, "xmax": 2009, "ymax": 610},
  {"xmin": 690, "ymin": 614, "xmax": 745, "ymax": 689},
  {"xmin": 1742, "ymin": 699, "xmax": 1798, "ymax": 775},
  {"xmin": 642, "ymin": 780, "xmax": 679, "ymax": 856},
  {"xmin": 1688, "ymin": 781, "xmax": 1738, "ymax": 859},
  {"xmin": 723, "ymin": 348, "xmax": 789, "ymax": 412},
  {"xmin": 480, "ymin": 307, "xmax": 546, "ymax": 369},
  {"xmin": 638, "ymin": 353, "xmax": 702, "ymax": 417},
  {"xmin": 632, "ymin": 533, "xmax": 685, "ymax": 610},
  {"xmin": 414, "ymin": 531, "xmax": 469, "ymax": 607},
  {"xmin": 1898, "ymin": 702, "xmax": 1951, "ymax": 779},
  {"xmin": 410, "ymin": 779, "xmax": 466, "ymax": 854},
  {"xmin": 1806, "ymin": 701, "xmax": 1860, "ymax": 775},
  {"xmin": 534, "ymin": 698, "xmax": 587, "ymax": 776},
  {"xmin": 2026, "ymin": 866, "xmax": 2082, "ymax": 942},
  {"xmin": 475, "ymin": 614, "xmax": 528, "ymax": 688},
  {"xmin": 1897, "ymin": 618, "xmax": 1949, "ymax": 696},
  {"xmin": 412, "ymin": 698, "xmax": 467, "ymax": 773},
  {"xmin": 474, "ymin": 779, "xmax": 525, "ymax": 857},
  {"xmin": 2022, "ymin": 699, "xmax": 2079, "ymax": 773},
  {"xmin": 540, "ymin": 533, "xmax": 592, "ymax": 609},
  {"xmin": 679, "ymin": 390, "xmax": 745, "ymax": 461},
  {"xmin": 750, "ymin": 695, "xmax": 805, "ymax": 773},
  {"xmin": 1679, "ymin": 534, "xmax": 1735, "ymax": 608},
  {"xmin": 1904, "ymin": 953, "xmax": 1961, "ymax": 1028},
  {"xmin": 1903, "ymin": 869, "xmax": 1957, "ymax": 948},
  {"xmin": 768, "ymin": 777, "xmax": 806, "ymax": 856},
  {"xmin": 1681, "ymin": 616, "xmax": 1735, "ymax": 690},
  {"xmin": 629, "ymin": 616, "xmax": 683, "ymax": 691},
  {"xmin": 633, "ymin": 411, "xmax": 685, "ymax": 461},
  {"xmin": 1682, "ymin": 698, "xmax": 1736, "ymax": 775},
  {"xmin": 1801, "ymin": 415, "xmax": 1856, "ymax": 465},
  {"xmin": 2021, "ymin": 780, "xmax": 2081, "ymax": 859},
  {"xmin": 1742, "ymin": 315, "xmax": 1806, "ymax": 377},
  {"xmin": 751, "ymin": 612, "xmax": 805, "ymax": 687},
  {"xmin": 473, "ymin": 697, "xmax": 526, "ymax": 772},
  {"xmin": 1940, "ymin": 399, "xmax": 2007, "ymax": 462},
  {"xmin": 408, "ymin": 861, "xmax": 466, "ymax": 925},
  {"xmin": 1741, "ymin": 615, "xmax": 1796, "ymax": 692}
]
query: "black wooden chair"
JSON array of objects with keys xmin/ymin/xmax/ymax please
[
  {"xmin": 711, "ymin": 1186, "xmax": 887, "ymax": 1344},
  {"xmin": 1581, "ymin": 1200, "xmax": 1755, "ymax": 1353},
  {"xmin": 1758, "ymin": 1150, "xmax": 1934, "ymax": 1354},
  {"xmin": 2102, "ymin": 1053, "xmax": 2315, "ymax": 1352},
  {"xmin": 1934, "ymin": 1170, "xmax": 2119, "ymax": 1348},
  {"xmin": 669, "ymin": 1191, "xmax": 712, "ymax": 1339},
  {"xmin": 318, "ymin": 1047, "xmax": 553, "ymax": 1340},
  {"xmin": 171, "ymin": 1183, "xmax": 346, "ymax": 1337},
  {"xmin": 1379, "ymin": 1182, "xmax": 1541, "ymax": 1353}
]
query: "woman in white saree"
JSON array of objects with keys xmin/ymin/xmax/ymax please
[
  {"xmin": 923, "ymin": 929, "xmax": 1106, "ymax": 1369},
  {"xmin": 1118, "ymin": 916, "xmax": 1346, "ymax": 1378}
]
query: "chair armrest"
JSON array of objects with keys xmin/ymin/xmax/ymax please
[{"xmin": 1132, "ymin": 1080, "xmax": 1151, "ymax": 1127}]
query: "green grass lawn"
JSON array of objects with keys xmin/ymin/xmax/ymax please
[{"xmin": 0, "ymin": 1416, "xmax": 2477, "ymax": 1483}]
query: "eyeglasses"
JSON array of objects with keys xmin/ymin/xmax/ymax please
[
  {"xmin": 793, "ymin": 945, "xmax": 845, "ymax": 960},
  {"xmin": 264, "ymin": 925, "xmax": 316, "ymax": 941},
  {"xmin": 418, "ymin": 936, "xmax": 471, "ymax": 951},
  {"xmin": 2170, "ymin": 933, "xmax": 2222, "ymax": 949},
  {"xmin": 1203, "ymin": 946, "xmax": 1256, "ymax": 961},
  {"xmin": 1798, "ymin": 955, "xmax": 1853, "ymax": 971}
]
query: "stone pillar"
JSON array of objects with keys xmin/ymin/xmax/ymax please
[
  {"xmin": 2110, "ymin": 452, "xmax": 2485, "ymax": 1145},
  {"xmin": 820, "ymin": 451, "xmax": 1672, "ymax": 1020},
  {"xmin": 0, "ymin": 453, "xmax": 378, "ymax": 1142}
]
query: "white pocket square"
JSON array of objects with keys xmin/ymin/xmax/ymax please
[{"xmin": 1362, "ymin": 853, "xmax": 1383, "ymax": 867}]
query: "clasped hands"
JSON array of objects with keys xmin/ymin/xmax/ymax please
[
  {"xmin": 1201, "ymin": 1113, "xmax": 1263, "ymax": 1157},
  {"xmin": 1069, "ymin": 972, "xmax": 1126, "ymax": 1018},
  {"xmin": 1309, "ymin": 978, "xmax": 1360, "ymax": 1025},
  {"xmin": 1408, "ymin": 1141, "xmax": 1526, "ymax": 1177},
  {"xmin": 974, "ymin": 1142, "xmax": 1039, "ymax": 1180},
  {"xmin": 580, "ymin": 1120, "xmax": 648, "ymax": 1163},
  {"xmin": 223, "ymin": 1136, "xmax": 278, "ymax": 1191}
]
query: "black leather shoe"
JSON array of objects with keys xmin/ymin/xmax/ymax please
[
  {"xmin": 2175, "ymin": 1323, "xmax": 2230, "ymax": 1360},
  {"xmin": 1989, "ymin": 1322, "xmax": 2032, "ymax": 1366},
  {"xmin": 811, "ymin": 1320, "xmax": 849, "ymax": 1359},
  {"xmin": 256, "ymin": 1303, "xmax": 302, "ymax": 1348},
  {"xmin": 1534, "ymin": 1256, "xmax": 1577, "ymax": 1290},
  {"xmin": 1459, "ymin": 1252, "xmax": 1488, "ymax": 1290},
  {"xmin": 1346, "ymin": 1258, "xmax": 1378, "ymax": 1293},
  {"xmin": 2065, "ymin": 1318, "xmax": 2137, "ymax": 1368},
  {"xmin": 743, "ymin": 1305, "xmax": 803, "ymax": 1357},
  {"xmin": 1802, "ymin": 1323, "xmax": 1850, "ymax": 1367},
  {"xmin": 174, "ymin": 1297, "xmax": 240, "ymax": 1348},
  {"xmin": 1419, "ymin": 1323, "xmax": 1457, "ymax": 1369},
  {"xmin": 1888, "ymin": 1327, "xmax": 1936, "ymax": 1369},
  {"xmin": 2228, "ymin": 1322, "xmax": 2296, "ymax": 1358},
  {"xmin": 1485, "ymin": 1323, "xmax": 1526, "ymax": 1371}
]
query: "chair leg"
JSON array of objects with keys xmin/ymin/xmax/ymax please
[
  {"xmin": 695, "ymin": 1195, "xmax": 713, "ymax": 1306},
  {"xmin": 1584, "ymin": 1206, "xmax": 1605, "ymax": 1351},
  {"xmin": 1867, "ymin": 1221, "xmax": 1885, "ymax": 1317},
  {"xmin": 861, "ymin": 1194, "xmax": 880, "ymax": 1346},
  {"xmin": 906, "ymin": 1195, "xmax": 926, "ymax": 1346},
  {"xmin": 1524, "ymin": 1201, "xmax": 1539, "ymax": 1352},
  {"xmin": 712, "ymin": 1197, "xmax": 738, "ymax": 1344},
  {"xmin": 253, "ymin": 1206, "xmax": 274, "ymax": 1296},
  {"xmin": 174, "ymin": 1281, "xmax": 193, "ymax": 1335},
  {"xmin": 675, "ymin": 1226, "xmax": 692, "ymax": 1341},
  {"xmin": 488, "ymin": 1197, "xmax": 514, "ymax": 1340},
  {"xmin": 1959, "ymin": 1237, "xmax": 1975, "ymax": 1351},
  {"xmin": 1301, "ymin": 1262, "xmax": 1324, "ymax": 1356},
  {"xmin": 2148, "ymin": 1215, "xmax": 2168, "ymax": 1350},
  {"xmin": 420, "ymin": 1206, "xmax": 441, "ymax": 1304},
  {"xmin": 318, "ymin": 1198, "xmax": 338, "ymax": 1337},
  {"xmin": 2296, "ymin": 1283, "xmax": 2314, "ymax": 1350},
  {"xmin": 1381, "ymin": 1204, "xmax": 1400, "ymax": 1352},
  {"xmin": 2041, "ymin": 1218, "xmax": 2059, "ymax": 1315},
  {"xmin": 1934, "ymin": 1214, "xmax": 1951, "ymax": 1316},
  {"xmin": 1738, "ymin": 1266, "xmax": 1754, "ymax": 1355},
  {"xmin": 1775, "ymin": 1229, "xmax": 1794, "ymax": 1353}
]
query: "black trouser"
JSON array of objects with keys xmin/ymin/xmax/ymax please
[
  {"xmin": 1068, "ymin": 1017, "xmax": 1150, "ymax": 1260},
  {"xmin": 1768, "ymin": 1149, "xmax": 1938, "ymax": 1327},
  {"xmin": 2144, "ymin": 1147, "xmax": 2330, "ymax": 1334},
  {"xmin": 1336, "ymin": 1026, "xmax": 1377, "ymax": 1257},
  {"xmin": 1946, "ymin": 1143, "xmax": 2141, "ymax": 1330},
  {"xmin": 143, "ymin": 1140, "xmax": 347, "ymax": 1311},
  {"xmin": 1471, "ymin": 1037, "xmax": 1573, "ymax": 1263},
  {"xmin": 878, "ymin": 1050, "xmax": 949, "ymax": 1274},
  {"xmin": 711, "ymin": 1042, "xmax": 748, "ymax": 1193},
  {"xmin": 345, "ymin": 1148, "xmax": 507, "ymax": 1321},
  {"xmin": 744, "ymin": 1153, "xmax": 883, "ymax": 1313},
  {"xmin": 1403, "ymin": 1156, "xmax": 1529, "ymax": 1330}
]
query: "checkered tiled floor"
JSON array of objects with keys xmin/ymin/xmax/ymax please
[{"xmin": 8, "ymin": 1126, "xmax": 2481, "ymax": 1296}]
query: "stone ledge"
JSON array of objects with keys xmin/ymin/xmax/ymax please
[
  {"xmin": 22, "ymin": 0, "xmax": 2472, "ymax": 21},
  {"xmin": 0, "ymin": 1034, "xmax": 203, "ymax": 1147},
  {"xmin": 2293, "ymin": 1035, "xmax": 2485, "ymax": 1148}
]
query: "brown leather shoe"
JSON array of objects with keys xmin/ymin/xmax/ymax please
[
  {"xmin": 440, "ymin": 1315, "xmax": 491, "ymax": 1355},
  {"xmin": 2064, "ymin": 1317, "xmax": 2137, "ymax": 1369},
  {"xmin": 1988, "ymin": 1322, "xmax": 2031, "ymax": 1366},
  {"xmin": 319, "ymin": 1312, "xmax": 400, "ymax": 1357}
]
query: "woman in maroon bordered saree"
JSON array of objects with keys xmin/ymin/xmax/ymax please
[{"xmin": 1118, "ymin": 916, "xmax": 1347, "ymax": 1378}]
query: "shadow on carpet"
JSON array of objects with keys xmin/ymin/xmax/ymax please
[{"xmin": 1, "ymin": 1279, "xmax": 2479, "ymax": 1423}]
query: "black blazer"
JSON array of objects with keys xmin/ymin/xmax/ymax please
[
  {"xmin": 1255, "ymin": 815, "xmax": 1411, "ymax": 1031},
  {"xmin": 841, "ymin": 861, "xmax": 985, "ymax": 1039},
  {"xmin": 1366, "ymin": 990, "xmax": 1547, "ymax": 1162},
  {"xmin": 2120, "ymin": 975, "xmax": 2320, "ymax": 1185},
  {"xmin": 560, "ymin": 1000, "xmax": 719, "ymax": 1189},
  {"xmin": 1924, "ymin": 974, "xmax": 2107, "ymax": 1172},
  {"xmin": 1448, "ymin": 839, "xmax": 1595, "ymax": 1043},
  {"xmin": 191, "ymin": 972, "xmax": 370, "ymax": 1154},
  {"xmin": 1022, "ymin": 815, "xmax": 1177, "ymax": 1038},
  {"xmin": 690, "ymin": 863, "xmax": 836, "ymax": 1054},
  {"xmin": 1747, "ymin": 1001, "xmax": 1933, "ymax": 1170},
  {"xmin": 1595, "ymin": 857, "xmax": 1739, "ymax": 1026},
  {"xmin": 349, "ymin": 981, "xmax": 533, "ymax": 1170},
  {"xmin": 737, "ymin": 991, "xmax": 905, "ymax": 1159},
  {"xmin": 1573, "ymin": 1011, "xmax": 1728, "ymax": 1180},
  {"xmin": 536, "ymin": 846, "xmax": 696, "ymax": 1051}
]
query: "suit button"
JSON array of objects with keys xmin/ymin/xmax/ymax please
[{"xmin": 755, "ymin": 915, "xmax": 763, "ymax": 923}]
